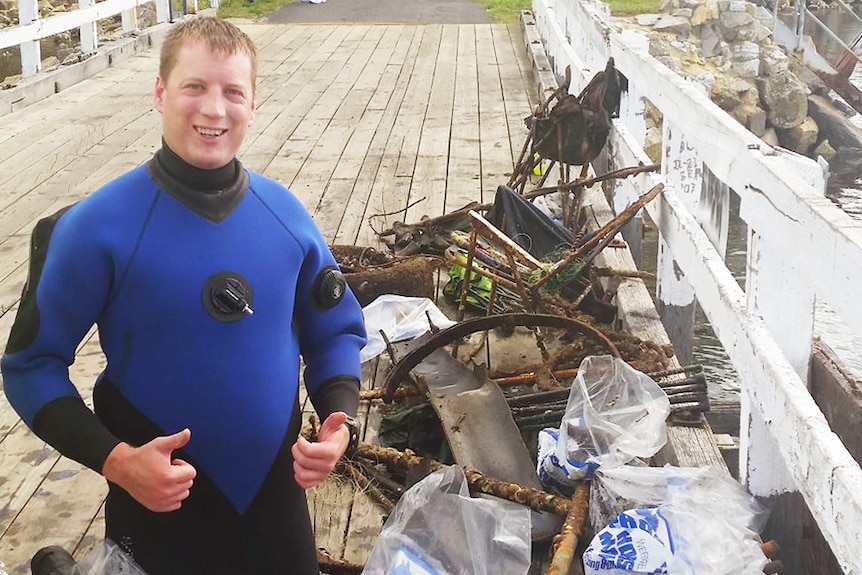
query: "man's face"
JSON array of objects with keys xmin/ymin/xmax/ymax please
[{"xmin": 154, "ymin": 40, "xmax": 256, "ymax": 170}]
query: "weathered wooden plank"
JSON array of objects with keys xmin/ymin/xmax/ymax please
[
  {"xmin": 496, "ymin": 22, "xmax": 538, "ymax": 161},
  {"xmin": 260, "ymin": 25, "xmax": 365, "ymax": 191},
  {"xmin": 307, "ymin": 358, "xmax": 382, "ymax": 562},
  {"xmin": 283, "ymin": 26, "xmax": 386, "ymax": 215},
  {"xmin": 475, "ymin": 24, "xmax": 519, "ymax": 192},
  {"xmin": 337, "ymin": 25, "xmax": 422, "ymax": 247},
  {"xmin": 322, "ymin": 27, "xmax": 411, "ymax": 239},
  {"xmin": 354, "ymin": 26, "xmax": 438, "ymax": 247},
  {"xmin": 341, "ymin": 359, "xmax": 387, "ymax": 565},
  {"xmin": 0, "ymin": 52, "xmax": 156, "ymax": 149},
  {"xmin": 0, "ymin": 457, "xmax": 107, "ymax": 575},
  {"xmin": 0, "ymin": 113, "xmax": 158, "ymax": 244},
  {"xmin": 0, "ymin": 68, "xmax": 153, "ymax": 194},
  {"xmin": 445, "ymin": 25, "xmax": 483, "ymax": 210},
  {"xmin": 240, "ymin": 25, "xmax": 340, "ymax": 172},
  {"xmin": 72, "ymin": 500, "xmax": 106, "ymax": 561},
  {"xmin": 0, "ymin": 332, "xmax": 106, "ymax": 575},
  {"xmin": 404, "ymin": 25, "xmax": 456, "ymax": 223}
]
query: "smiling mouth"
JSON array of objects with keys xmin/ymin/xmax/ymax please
[{"xmin": 196, "ymin": 127, "xmax": 227, "ymax": 137}]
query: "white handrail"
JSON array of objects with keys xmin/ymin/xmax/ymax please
[
  {"xmin": 532, "ymin": 0, "xmax": 862, "ymax": 572},
  {"xmin": 0, "ymin": 0, "xmax": 170, "ymax": 77}
]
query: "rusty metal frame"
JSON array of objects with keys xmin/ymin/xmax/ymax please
[{"xmin": 381, "ymin": 312, "xmax": 620, "ymax": 403}]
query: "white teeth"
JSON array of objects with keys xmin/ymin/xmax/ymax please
[{"xmin": 197, "ymin": 127, "xmax": 224, "ymax": 137}]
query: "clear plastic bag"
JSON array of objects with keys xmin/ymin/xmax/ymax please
[
  {"xmin": 30, "ymin": 540, "xmax": 147, "ymax": 575},
  {"xmin": 662, "ymin": 467, "xmax": 769, "ymax": 575},
  {"xmin": 590, "ymin": 465, "xmax": 692, "ymax": 531},
  {"xmin": 75, "ymin": 540, "xmax": 147, "ymax": 575},
  {"xmin": 361, "ymin": 466, "xmax": 532, "ymax": 575},
  {"xmin": 360, "ymin": 294, "xmax": 456, "ymax": 363},
  {"xmin": 541, "ymin": 356, "xmax": 670, "ymax": 488}
]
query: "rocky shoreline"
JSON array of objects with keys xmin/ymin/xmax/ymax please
[{"xmin": 609, "ymin": 0, "xmax": 862, "ymax": 187}]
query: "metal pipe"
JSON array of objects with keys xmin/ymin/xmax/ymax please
[
  {"xmin": 546, "ymin": 482, "xmax": 590, "ymax": 575},
  {"xmin": 352, "ymin": 443, "xmax": 573, "ymax": 517}
]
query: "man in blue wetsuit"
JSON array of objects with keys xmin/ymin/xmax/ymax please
[{"xmin": 2, "ymin": 16, "xmax": 366, "ymax": 575}]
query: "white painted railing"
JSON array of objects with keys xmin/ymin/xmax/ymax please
[
  {"xmin": 531, "ymin": 0, "xmax": 862, "ymax": 572},
  {"xmin": 0, "ymin": 0, "xmax": 172, "ymax": 78}
]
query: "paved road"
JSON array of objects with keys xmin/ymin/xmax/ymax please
[{"xmin": 264, "ymin": 0, "xmax": 494, "ymax": 24}]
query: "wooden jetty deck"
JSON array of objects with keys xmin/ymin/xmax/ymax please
[
  {"xmin": 0, "ymin": 18, "xmax": 542, "ymax": 574},
  {"xmin": 0, "ymin": 14, "xmax": 730, "ymax": 575}
]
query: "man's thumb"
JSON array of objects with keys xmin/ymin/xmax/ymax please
[
  {"xmin": 157, "ymin": 428, "xmax": 191, "ymax": 453},
  {"xmin": 320, "ymin": 412, "xmax": 348, "ymax": 438}
]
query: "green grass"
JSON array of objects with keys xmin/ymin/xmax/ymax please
[
  {"xmin": 605, "ymin": 0, "xmax": 661, "ymax": 15},
  {"xmin": 217, "ymin": 0, "xmax": 289, "ymax": 19},
  {"xmin": 474, "ymin": 0, "xmax": 531, "ymax": 22},
  {"xmin": 216, "ymin": 0, "xmax": 659, "ymax": 22},
  {"xmin": 474, "ymin": 0, "xmax": 660, "ymax": 20}
]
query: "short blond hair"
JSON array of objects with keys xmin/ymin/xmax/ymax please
[{"xmin": 160, "ymin": 16, "xmax": 258, "ymax": 94}]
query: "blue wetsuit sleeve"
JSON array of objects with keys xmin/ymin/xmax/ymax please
[
  {"xmin": 293, "ymin": 238, "xmax": 366, "ymax": 400},
  {"xmin": 2, "ymin": 203, "xmax": 116, "ymax": 466}
]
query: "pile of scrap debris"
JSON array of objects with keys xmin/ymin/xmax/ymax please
[{"xmin": 315, "ymin": 59, "xmax": 783, "ymax": 575}]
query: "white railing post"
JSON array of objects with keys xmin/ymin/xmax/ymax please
[
  {"xmin": 737, "ymin": 231, "xmax": 809, "ymax": 494},
  {"xmin": 79, "ymin": 0, "xmax": 97, "ymax": 53},
  {"xmin": 656, "ymin": 121, "xmax": 702, "ymax": 365},
  {"xmin": 155, "ymin": 0, "xmax": 170, "ymax": 23},
  {"xmin": 739, "ymin": 153, "xmax": 823, "ymax": 494},
  {"xmin": 18, "ymin": 0, "xmax": 41, "ymax": 77},
  {"xmin": 121, "ymin": 5, "xmax": 139, "ymax": 33},
  {"xmin": 611, "ymin": 31, "xmax": 649, "ymax": 261}
]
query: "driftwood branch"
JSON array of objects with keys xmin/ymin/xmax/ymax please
[{"xmin": 352, "ymin": 443, "xmax": 572, "ymax": 517}]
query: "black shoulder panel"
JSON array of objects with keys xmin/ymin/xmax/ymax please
[{"xmin": 5, "ymin": 205, "xmax": 74, "ymax": 354}]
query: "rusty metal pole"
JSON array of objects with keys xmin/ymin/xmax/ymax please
[
  {"xmin": 546, "ymin": 482, "xmax": 590, "ymax": 575},
  {"xmin": 353, "ymin": 443, "xmax": 572, "ymax": 517},
  {"xmin": 531, "ymin": 183, "xmax": 663, "ymax": 292}
]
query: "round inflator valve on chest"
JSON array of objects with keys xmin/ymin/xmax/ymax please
[{"xmin": 203, "ymin": 271, "xmax": 254, "ymax": 322}]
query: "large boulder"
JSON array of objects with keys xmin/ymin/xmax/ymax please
[
  {"xmin": 757, "ymin": 72, "xmax": 809, "ymax": 128},
  {"xmin": 776, "ymin": 115, "xmax": 820, "ymax": 153}
]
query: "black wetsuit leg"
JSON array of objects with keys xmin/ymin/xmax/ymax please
[{"xmin": 96, "ymin": 380, "xmax": 319, "ymax": 575}]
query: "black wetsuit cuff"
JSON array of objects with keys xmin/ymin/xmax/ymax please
[
  {"xmin": 309, "ymin": 376, "xmax": 360, "ymax": 420},
  {"xmin": 32, "ymin": 396, "xmax": 121, "ymax": 474}
]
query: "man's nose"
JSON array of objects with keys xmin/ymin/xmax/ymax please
[{"xmin": 201, "ymin": 90, "xmax": 226, "ymax": 117}]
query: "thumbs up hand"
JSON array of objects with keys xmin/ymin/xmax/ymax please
[
  {"xmin": 291, "ymin": 412, "xmax": 350, "ymax": 489},
  {"xmin": 102, "ymin": 428, "xmax": 197, "ymax": 512}
]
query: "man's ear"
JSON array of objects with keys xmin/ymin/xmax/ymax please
[
  {"xmin": 249, "ymin": 99, "xmax": 256, "ymax": 126},
  {"xmin": 154, "ymin": 76, "xmax": 166, "ymax": 113}
]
